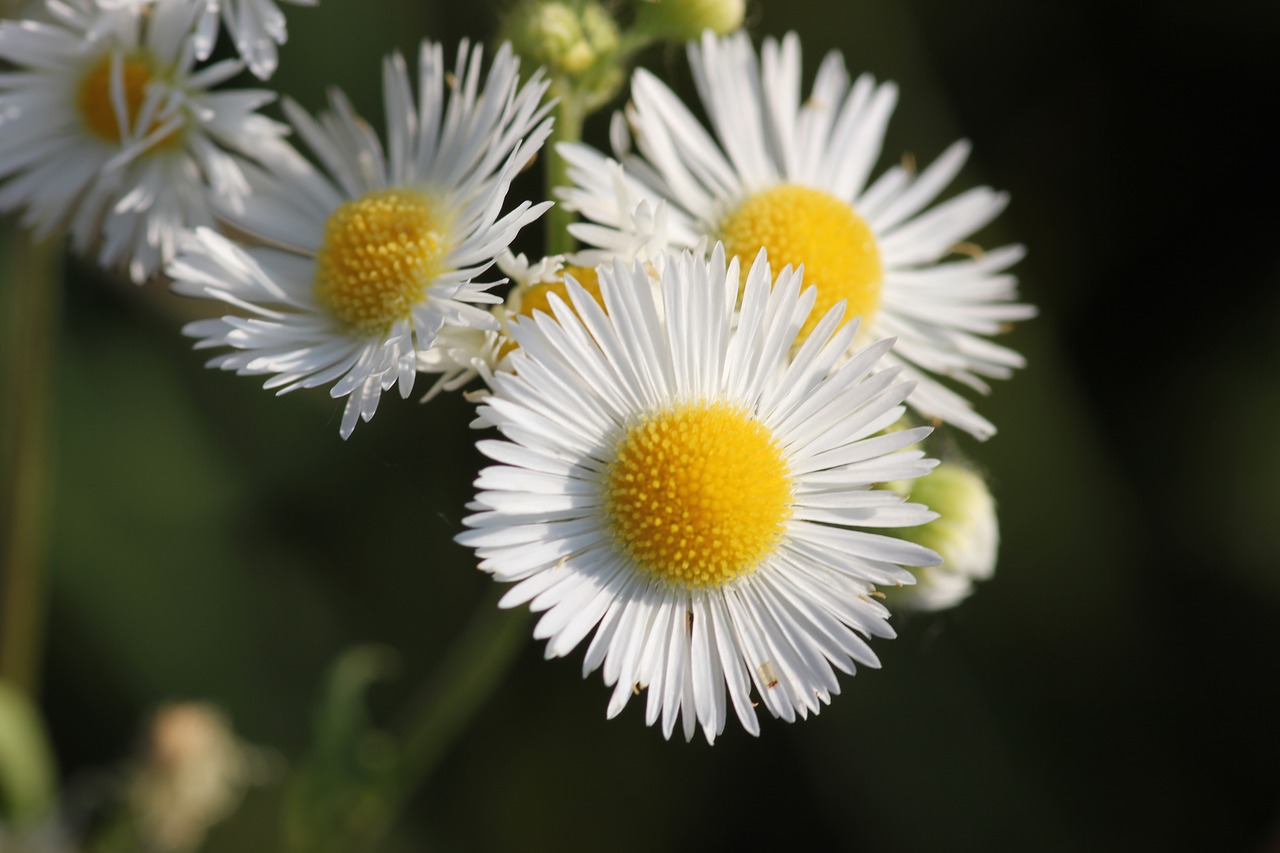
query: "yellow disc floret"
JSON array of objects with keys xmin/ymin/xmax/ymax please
[
  {"xmin": 604, "ymin": 401, "xmax": 792, "ymax": 589},
  {"xmin": 515, "ymin": 265, "xmax": 603, "ymax": 320},
  {"xmin": 314, "ymin": 188, "xmax": 449, "ymax": 335},
  {"xmin": 77, "ymin": 53, "xmax": 176, "ymax": 145},
  {"xmin": 719, "ymin": 184, "xmax": 883, "ymax": 340},
  {"xmin": 498, "ymin": 265, "xmax": 605, "ymax": 360}
]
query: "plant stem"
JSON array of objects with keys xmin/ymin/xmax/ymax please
[
  {"xmin": 545, "ymin": 85, "xmax": 585, "ymax": 257},
  {"xmin": 342, "ymin": 589, "xmax": 529, "ymax": 852},
  {"xmin": 396, "ymin": 589, "xmax": 528, "ymax": 785},
  {"xmin": 1, "ymin": 226, "xmax": 60, "ymax": 698}
]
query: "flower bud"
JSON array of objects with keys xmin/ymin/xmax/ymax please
[
  {"xmin": 882, "ymin": 463, "xmax": 999, "ymax": 612},
  {"xmin": 632, "ymin": 0, "xmax": 746, "ymax": 42},
  {"xmin": 503, "ymin": 0, "xmax": 620, "ymax": 76},
  {"xmin": 128, "ymin": 703, "xmax": 268, "ymax": 852}
]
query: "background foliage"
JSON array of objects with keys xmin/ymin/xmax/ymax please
[{"xmin": 4, "ymin": 0, "xmax": 1279, "ymax": 850}]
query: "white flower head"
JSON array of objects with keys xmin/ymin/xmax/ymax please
[
  {"xmin": 568, "ymin": 158, "xmax": 687, "ymax": 275},
  {"xmin": 169, "ymin": 40, "xmax": 553, "ymax": 438},
  {"xmin": 0, "ymin": 0, "xmax": 295, "ymax": 282},
  {"xmin": 497, "ymin": 249, "xmax": 569, "ymax": 289},
  {"xmin": 458, "ymin": 244, "xmax": 942, "ymax": 742},
  {"xmin": 559, "ymin": 31, "xmax": 1036, "ymax": 439}
]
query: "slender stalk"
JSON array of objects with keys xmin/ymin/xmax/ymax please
[
  {"xmin": 312, "ymin": 590, "xmax": 530, "ymax": 853},
  {"xmin": 544, "ymin": 85, "xmax": 585, "ymax": 257},
  {"xmin": 395, "ymin": 590, "xmax": 528, "ymax": 787},
  {"xmin": 1, "ymin": 227, "xmax": 60, "ymax": 698}
]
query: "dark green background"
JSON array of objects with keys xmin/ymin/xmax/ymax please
[{"xmin": 6, "ymin": 0, "xmax": 1279, "ymax": 850}]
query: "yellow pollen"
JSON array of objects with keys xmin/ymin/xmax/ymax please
[
  {"xmin": 719, "ymin": 184, "xmax": 883, "ymax": 340},
  {"xmin": 76, "ymin": 53, "xmax": 176, "ymax": 145},
  {"xmin": 603, "ymin": 402, "xmax": 792, "ymax": 589},
  {"xmin": 499, "ymin": 266, "xmax": 604, "ymax": 360},
  {"xmin": 314, "ymin": 188, "xmax": 449, "ymax": 335}
]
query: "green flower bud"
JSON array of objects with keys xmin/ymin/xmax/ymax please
[
  {"xmin": 882, "ymin": 463, "xmax": 998, "ymax": 612},
  {"xmin": 503, "ymin": 0, "xmax": 621, "ymax": 77},
  {"xmin": 580, "ymin": 2, "xmax": 622, "ymax": 57},
  {"xmin": 633, "ymin": 0, "xmax": 747, "ymax": 42}
]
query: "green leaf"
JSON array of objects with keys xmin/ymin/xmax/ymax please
[
  {"xmin": 0, "ymin": 680, "xmax": 57, "ymax": 826},
  {"xmin": 284, "ymin": 645, "xmax": 399, "ymax": 853}
]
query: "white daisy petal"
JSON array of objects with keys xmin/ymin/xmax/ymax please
[{"xmin": 131, "ymin": 0, "xmax": 318, "ymax": 80}]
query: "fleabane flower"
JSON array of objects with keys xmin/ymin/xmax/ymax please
[
  {"xmin": 457, "ymin": 245, "xmax": 942, "ymax": 742},
  {"xmin": 0, "ymin": 0, "xmax": 294, "ymax": 282},
  {"xmin": 168, "ymin": 40, "xmax": 553, "ymax": 438},
  {"xmin": 559, "ymin": 31, "xmax": 1036, "ymax": 439}
]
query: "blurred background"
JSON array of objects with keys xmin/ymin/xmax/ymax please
[{"xmin": 3, "ymin": 0, "xmax": 1279, "ymax": 850}]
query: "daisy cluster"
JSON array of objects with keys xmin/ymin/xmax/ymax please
[{"xmin": 1, "ymin": 0, "xmax": 1034, "ymax": 741}]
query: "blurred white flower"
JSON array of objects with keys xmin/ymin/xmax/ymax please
[{"xmin": 0, "ymin": 0, "xmax": 295, "ymax": 282}]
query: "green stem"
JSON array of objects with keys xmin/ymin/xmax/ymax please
[
  {"xmin": 545, "ymin": 85, "xmax": 586, "ymax": 257},
  {"xmin": 395, "ymin": 591, "xmax": 528, "ymax": 784},
  {"xmin": 613, "ymin": 26, "xmax": 658, "ymax": 60},
  {"xmin": 1, "ymin": 226, "xmax": 60, "ymax": 699},
  {"xmin": 334, "ymin": 590, "xmax": 530, "ymax": 852}
]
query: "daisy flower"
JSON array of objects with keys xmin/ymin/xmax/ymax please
[
  {"xmin": 457, "ymin": 245, "xmax": 942, "ymax": 742},
  {"xmin": 168, "ymin": 40, "xmax": 553, "ymax": 438},
  {"xmin": 0, "ymin": 0, "xmax": 294, "ymax": 282},
  {"xmin": 558, "ymin": 31, "xmax": 1036, "ymax": 439}
]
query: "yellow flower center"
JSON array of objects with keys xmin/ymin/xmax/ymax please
[
  {"xmin": 603, "ymin": 402, "xmax": 792, "ymax": 589},
  {"xmin": 76, "ymin": 53, "xmax": 176, "ymax": 145},
  {"xmin": 499, "ymin": 265, "xmax": 604, "ymax": 360},
  {"xmin": 719, "ymin": 184, "xmax": 883, "ymax": 340},
  {"xmin": 314, "ymin": 188, "xmax": 450, "ymax": 335},
  {"xmin": 516, "ymin": 266, "xmax": 603, "ymax": 319}
]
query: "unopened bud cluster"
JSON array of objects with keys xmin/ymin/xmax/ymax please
[{"xmin": 504, "ymin": 0, "xmax": 620, "ymax": 76}]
